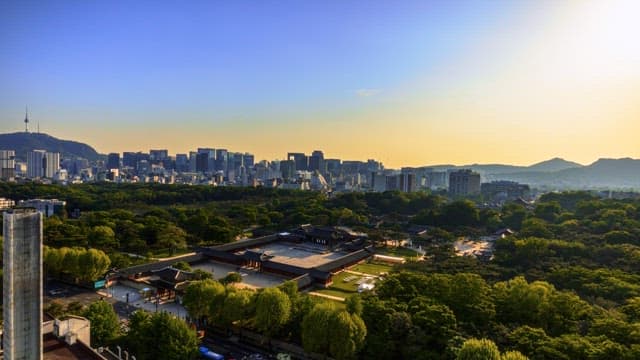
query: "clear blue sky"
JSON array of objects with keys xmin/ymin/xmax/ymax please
[{"xmin": 2, "ymin": 1, "xmax": 638, "ymax": 166}]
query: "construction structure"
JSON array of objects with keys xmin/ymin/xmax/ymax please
[{"xmin": 3, "ymin": 208, "xmax": 44, "ymax": 360}]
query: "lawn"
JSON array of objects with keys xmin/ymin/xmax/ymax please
[
  {"xmin": 351, "ymin": 262, "xmax": 393, "ymax": 276},
  {"xmin": 330, "ymin": 271, "xmax": 362, "ymax": 293},
  {"xmin": 375, "ymin": 246, "xmax": 421, "ymax": 259},
  {"xmin": 315, "ymin": 288, "xmax": 354, "ymax": 300}
]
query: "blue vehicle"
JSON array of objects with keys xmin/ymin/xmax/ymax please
[{"xmin": 199, "ymin": 346, "xmax": 224, "ymax": 360}]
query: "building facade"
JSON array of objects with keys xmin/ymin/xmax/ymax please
[
  {"xmin": 3, "ymin": 208, "xmax": 44, "ymax": 360},
  {"xmin": 0, "ymin": 150, "xmax": 16, "ymax": 180},
  {"xmin": 449, "ymin": 169, "xmax": 481, "ymax": 196}
]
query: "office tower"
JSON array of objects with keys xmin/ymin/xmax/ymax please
[
  {"xmin": 280, "ymin": 160, "xmax": 295, "ymax": 180},
  {"xmin": 308, "ymin": 150, "xmax": 325, "ymax": 173},
  {"xmin": 149, "ymin": 149, "xmax": 169, "ymax": 164},
  {"xmin": 175, "ymin": 154, "xmax": 189, "ymax": 172},
  {"xmin": 370, "ymin": 172, "xmax": 387, "ymax": 192},
  {"xmin": 195, "ymin": 152, "xmax": 209, "ymax": 173},
  {"xmin": 398, "ymin": 173, "xmax": 417, "ymax": 193},
  {"xmin": 449, "ymin": 169, "xmax": 481, "ymax": 196},
  {"xmin": 325, "ymin": 159, "xmax": 341, "ymax": 177},
  {"xmin": 0, "ymin": 150, "xmax": 16, "ymax": 180},
  {"xmin": 243, "ymin": 153, "xmax": 254, "ymax": 169},
  {"xmin": 189, "ymin": 151, "xmax": 197, "ymax": 172},
  {"xmin": 197, "ymin": 148, "xmax": 216, "ymax": 173},
  {"xmin": 287, "ymin": 152, "xmax": 308, "ymax": 171},
  {"xmin": 3, "ymin": 208, "xmax": 44, "ymax": 360},
  {"xmin": 106, "ymin": 153, "xmax": 120, "ymax": 170},
  {"xmin": 215, "ymin": 149, "xmax": 228, "ymax": 173},
  {"xmin": 122, "ymin": 152, "xmax": 138, "ymax": 168}
]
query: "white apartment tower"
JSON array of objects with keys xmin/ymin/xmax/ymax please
[{"xmin": 3, "ymin": 208, "xmax": 44, "ymax": 360}]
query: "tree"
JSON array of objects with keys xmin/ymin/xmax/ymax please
[
  {"xmin": 301, "ymin": 302, "xmax": 335, "ymax": 355},
  {"xmin": 501, "ymin": 351, "xmax": 529, "ymax": 360},
  {"xmin": 182, "ymin": 279, "xmax": 225, "ymax": 323},
  {"xmin": 82, "ymin": 300, "xmax": 119, "ymax": 346},
  {"xmin": 345, "ymin": 295, "xmax": 363, "ymax": 316},
  {"xmin": 156, "ymin": 224, "xmax": 187, "ymax": 255},
  {"xmin": 126, "ymin": 311, "xmax": 199, "ymax": 360},
  {"xmin": 88, "ymin": 225, "xmax": 118, "ymax": 249},
  {"xmin": 328, "ymin": 310, "xmax": 367, "ymax": 360},
  {"xmin": 302, "ymin": 303, "xmax": 367, "ymax": 360},
  {"xmin": 457, "ymin": 338, "xmax": 501, "ymax": 360},
  {"xmin": 77, "ymin": 248, "xmax": 111, "ymax": 282},
  {"xmin": 220, "ymin": 272, "xmax": 243, "ymax": 285},
  {"xmin": 172, "ymin": 261, "xmax": 192, "ymax": 271},
  {"xmin": 255, "ymin": 287, "xmax": 291, "ymax": 338},
  {"xmin": 220, "ymin": 289, "xmax": 254, "ymax": 330}
]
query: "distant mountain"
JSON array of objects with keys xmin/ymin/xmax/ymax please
[
  {"xmin": 0, "ymin": 132, "xmax": 102, "ymax": 161},
  {"xmin": 527, "ymin": 157, "xmax": 582, "ymax": 172},
  {"xmin": 487, "ymin": 158, "xmax": 640, "ymax": 189}
]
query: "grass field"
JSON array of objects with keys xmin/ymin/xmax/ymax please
[
  {"xmin": 330, "ymin": 271, "xmax": 363, "ymax": 293},
  {"xmin": 351, "ymin": 262, "xmax": 393, "ymax": 275},
  {"xmin": 315, "ymin": 288, "xmax": 354, "ymax": 300}
]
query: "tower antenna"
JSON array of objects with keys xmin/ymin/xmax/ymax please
[{"xmin": 24, "ymin": 106, "xmax": 29, "ymax": 133}]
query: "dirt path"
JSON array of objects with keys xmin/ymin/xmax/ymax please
[{"xmin": 308, "ymin": 291, "xmax": 345, "ymax": 302}]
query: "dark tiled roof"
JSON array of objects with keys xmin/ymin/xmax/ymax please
[
  {"xmin": 151, "ymin": 267, "xmax": 194, "ymax": 283},
  {"xmin": 315, "ymin": 246, "xmax": 374, "ymax": 272},
  {"xmin": 207, "ymin": 234, "xmax": 279, "ymax": 252},
  {"xmin": 117, "ymin": 254, "xmax": 204, "ymax": 277}
]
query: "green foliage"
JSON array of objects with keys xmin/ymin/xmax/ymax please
[
  {"xmin": 44, "ymin": 246, "xmax": 111, "ymax": 282},
  {"xmin": 82, "ymin": 300, "xmax": 120, "ymax": 346},
  {"xmin": 456, "ymin": 338, "xmax": 501, "ymax": 360},
  {"xmin": 255, "ymin": 287, "xmax": 291, "ymax": 338},
  {"xmin": 220, "ymin": 289, "xmax": 254, "ymax": 329},
  {"xmin": 182, "ymin": 279, "xmax": 225, "ymax": 321},
  {"xmin": 125, "ymin": 311, "xmax": 199, "ymax": 360},
  {"xmin": 301, "ymin": 303, "xmax": 366, "ymax": 360},
  {"xmin": 220, "ymin": 272, "xmax": 243, "ymax": 285},
  {"xmin": 172, "ymin": 261, "xmax": 192, "ymax": 271}
]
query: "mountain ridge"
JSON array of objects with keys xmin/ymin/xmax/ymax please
[{"xmin": 0, "ymin": 132, "xmax": 102, "ymax": 161}]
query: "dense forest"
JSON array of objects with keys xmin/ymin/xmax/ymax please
[{"xmin": 2, "ymin": 183, "xmax": 640, "ymax": 359}]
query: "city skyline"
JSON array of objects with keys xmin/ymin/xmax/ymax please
[{"xmin": 2, "ymin": 0, "xmax": 639, "ymax": 168}]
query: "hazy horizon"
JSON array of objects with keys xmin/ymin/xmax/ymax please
[{"xmin": 2, "ymin": 0, "xmax": 639, "ymax": 168}]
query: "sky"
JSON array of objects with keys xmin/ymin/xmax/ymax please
[{"xmin": 1, "ymin": 0, "xmax": 639, "ymax": 168}]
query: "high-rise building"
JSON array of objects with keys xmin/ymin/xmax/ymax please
[
  {"xmin": 122, "ymin": 152, "xmax": 138, "ymax": 168},
  {"xmin": 287, "ymin": 152, "xmax": 308, "ymax": 172},
  {"xmin": 325, "ymin": 159, "xmax": 341, "ymax": 177},
  {"xmin": 188, "ymin": 151, "xmax": 198, "ymax": 172},
  {"xmin": 243, "ymin": 153, "xmax": 255, "ymax": 169},
  {"xmin": 215, "ymin": 149, "xmax": 228, "ymax": 173},
  {"xmin": 175, "ymin": 154, "xmax": 189, "ymax": 172},
  {"xmin": 197, "ymin": 148, "xmax": 216, "ymax": 173},
  {"xmin": 106, "ymin": 153, "xmax": 120, "ymax": 170},
  {"xmin": 0, "ymin": 149, "xmax": 16, "ymax": 180},
  {"xmin": 280, "ymin": 160, "xmax": 295, "ymax": 180},
  {"xmin": 44, "ymin": 152, "xmax": 60, "ymax": 178},
  {"xmin": 449, "ymin": 169, "xmax": 481, "ymax": 196},
  {"xmin": 3, "ymin": 208, "xmax": 43, "ymax": 360},
  {"xmin": 398, "ymin": 173, "xmax": 417, "ymax": 193},
  {"xmin": 308, "ymin": 150, "xmax": 325, "ymax": 173},
  {"xmin": 149, "ymin": 149, "xmax": 169, "ymax": 163},
  {"xmin": 27, "ymin": 150, "xmax": 46, "ymax": 178},
  {"xmin": 195, "ymin": 152, "xmax": 209, "ymax": 173}
]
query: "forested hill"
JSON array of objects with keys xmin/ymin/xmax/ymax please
[{"xmin": 0, "ymin": 132, "xmax": 102, "ymax": 161}]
